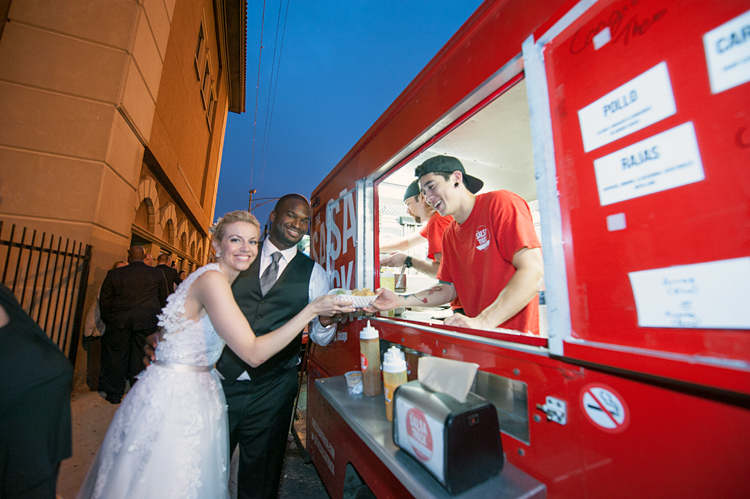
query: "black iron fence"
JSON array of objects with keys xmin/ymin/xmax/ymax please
[{"xmin": 0, "ymin": 221, "xmax": 92, "ymax": 366}]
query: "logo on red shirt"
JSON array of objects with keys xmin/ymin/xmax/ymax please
[{"xmin": 475, "ymin": 225, "xmax": 490, "ymax": 251}]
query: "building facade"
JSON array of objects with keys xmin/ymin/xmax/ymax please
[{"xmin": 0, "ymin": 0, "xmax": 247, "ymax": 385}]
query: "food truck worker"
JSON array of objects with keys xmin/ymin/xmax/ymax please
[
  {"xmin": 367, "ymin": 155, "xmax": 543, "ymax": 334},
  {"xmin": 380, "ymin": 180, "xmax": 453, "ymax": 279}
]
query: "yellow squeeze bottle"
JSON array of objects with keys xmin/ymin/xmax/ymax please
[{"xmin": 382, "ymin": 346, "xmax": 408, "ymax": 421}]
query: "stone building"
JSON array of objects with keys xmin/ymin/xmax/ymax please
[{"xmin": 0, "ymin": 0, "xmax": 247, "ymax": 385}]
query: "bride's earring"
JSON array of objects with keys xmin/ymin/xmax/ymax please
[{"xmin": 215, "ymin": 250, "xmax": 221, "ymax": 258}]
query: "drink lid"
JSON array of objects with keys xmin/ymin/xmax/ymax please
[
  {"xmin": 383, "ymin": 346, "xmax": 407, "ymax": 373},
  {"xmin": 360, "ymin": 320, "xmax": 379, "ymax": 340}
]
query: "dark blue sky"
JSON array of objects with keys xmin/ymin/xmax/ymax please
[{"xmin": 215, "ymin": 0, "xmax": 484, "ymax": 228}]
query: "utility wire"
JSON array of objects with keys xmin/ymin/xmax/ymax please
[
  {"xmin": 258, "ymin": 0, "xmax": 285, "ymax": 186},
  {"xmin": 259, "ymin": 0, "xmax": 291, "ymax": 192},
  {"xmin": 249, "ymin": 0, "xmax": 268, "ymax": 189}
]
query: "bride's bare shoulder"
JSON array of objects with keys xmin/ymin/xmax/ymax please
[{"xmin": 190, "ymin": 268, "xmax": 230, "ymax": 295}]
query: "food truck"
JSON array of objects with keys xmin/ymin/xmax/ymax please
[{"xmin": 302, "ymin": 0, "xmax": 750, "ymax": 497}]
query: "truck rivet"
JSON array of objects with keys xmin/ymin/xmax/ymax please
[
  {"xmin": 513, "ymin": 368, "xmax": 520, "ymax": 376},
  {"xmin": 518, "ymin": 448, "xmax": 525, "ymax": 456},
  {"xmin": 533, "ymin": 414, "xmax": 542, "ymax": 423}
]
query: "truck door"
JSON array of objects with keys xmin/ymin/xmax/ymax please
[{"xmin": 523, "ymin": 0, "xmax": 750, "ymax": 395}]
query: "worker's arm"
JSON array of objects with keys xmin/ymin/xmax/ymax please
[
  {"xmin": 365, "ymin": 282, "xmax": 456, "ymax": 312},
  {"xmin": 444, "ymin": 247, "xmax": 543, "ymax": 330},
  {"xmin": 379, "ymin": 251, "xmax": 441, "ymax": 279}
]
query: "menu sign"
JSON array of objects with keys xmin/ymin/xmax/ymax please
[
  {"xmin": 577, "ymin": 62, "xmax": 676, "ymax": 152},
  {"xmin": 703, "ymin": 9, "xmax": 750, "ymax": 94},
  {"xmin": 629, "ymin": 258, "xmax": 750, "ymax": 329},
  {"xmin": 538, "ymin": 0, "xmax": 750, "ymax": 391},
  {"xmin": 593, "ymin": 122, "xmax": 705, "ymax": 206}
]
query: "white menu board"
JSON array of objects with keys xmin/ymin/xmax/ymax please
[
  {"xmin": 703, "ymin": 9, "xmax": 750, "ymax": 94},
  {"xmin": 578, "ymin": 62, "xmax": 677, "ymax": 152},
  {"xmin": 629, "ymin": 257, "xmax": 750, "ymax": 329},
  {"xmin": 593, "ymin": 122, "xmax": 705, "ymax": 206}
]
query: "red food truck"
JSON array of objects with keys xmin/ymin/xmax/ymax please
[{"xmin": 302, "ymin": 0, "xmax": 750, "ymax": 497}]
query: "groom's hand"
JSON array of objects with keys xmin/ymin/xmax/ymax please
[{"xmin": 142, "ymin": 332, "xmax": 159, "ymax": 368}]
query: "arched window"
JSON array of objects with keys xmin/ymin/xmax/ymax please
[
  {"xmin": 135, "ymin": 199, "xmax": 155, "ymax": 232},
  {"xmin": 166, "ymin": 219, "xmax": 175, "ymax": 245}
]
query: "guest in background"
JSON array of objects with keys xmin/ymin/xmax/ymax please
[
  {"xmin": 156, "ymin": 254, "xmax": 182, "ymax": 294},
  {"xmin": 99, "ymin": 246, "xmax": 168, "ymax": 404},
  {"xmin": 83, "ymin": 261, "xmax": 127, "ymax": 391}
]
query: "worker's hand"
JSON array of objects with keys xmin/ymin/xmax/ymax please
[
  {"xmin": 142, "ymin": 331, "xmax": 160, "ymax": 368},
  {"xmin": 443, "ymin": 313, "xmax": 484, "ymax": 330},
  {"xmin": 379, "ymin": 251, "xmax": 408, "ymax": 268},
  {"xmin": 362, "ymin": 288, "xmax": 401, "ymax": 313}
]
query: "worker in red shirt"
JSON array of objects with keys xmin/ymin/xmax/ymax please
[
  {"xmin": 380, "ymin": 180, "xmax": 453, "ymax": 278},
  {"xmin": 367, "ymin": 155, "xmax": 543, "ymax": 334},
  {"xmin": 381, "ymin": 179, "xmax": 462, "ymax": 311}
]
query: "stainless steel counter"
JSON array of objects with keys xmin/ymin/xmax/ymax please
[{"xmin": 316, "ymin": 376, "xmax": 546, "ymax": 499}]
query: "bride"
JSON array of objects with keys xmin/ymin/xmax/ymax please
[{"xmin": 77, "ymin": 211, "xmax": 354, "ymax": 499}]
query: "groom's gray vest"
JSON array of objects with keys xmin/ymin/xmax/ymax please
[{"xmin": 216, "ymin": 250, "xmax": 315, "ymax": 380}]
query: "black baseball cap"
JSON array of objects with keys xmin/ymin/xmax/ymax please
[
  {"xmin": 414, "ymin": 155, "xmax": 484, "ymax": 194},
  {"xmin": 403, "ymin": 180, "xmax": 421, "ymax": 202}
]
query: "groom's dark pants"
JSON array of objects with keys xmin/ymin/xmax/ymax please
[{"xmin": 223, "ymin": 365, "xmax": 298, "ymax": 499}]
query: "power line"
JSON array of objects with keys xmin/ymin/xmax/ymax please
[
  {"xmin": 249, "ymin": 0, "xmax": 268, "ymax": 189},
  {"xmin": 258, "ymin": 0, "xmax": 286, "ymax": 187},
  {"xmin": 259, "ymin": 0, "xmax": 291, "ymax": 192}
]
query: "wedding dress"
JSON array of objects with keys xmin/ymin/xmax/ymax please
[{"xmin": 78, "ymin": 264, "xmax": 230, "ymax": 499}]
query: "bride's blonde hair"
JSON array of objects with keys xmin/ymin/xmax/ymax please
[{"xmin": 210, "ymin": 211, "xmax": 260, "ymax": 242}]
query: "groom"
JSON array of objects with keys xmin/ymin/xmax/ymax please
[{"xmin": 216, "ymin": 194, "xmax": 338, "ymax": 499}]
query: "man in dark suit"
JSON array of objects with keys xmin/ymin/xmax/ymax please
[
  {"xmin": 99, "ymin": 245, "xmax": 168, "ymax": 404},
  {"xmin": 215, "ymin": 194, "xmax": 340, "ymax": 499},
  {"xmin": 156, "ymin": 253, "xmax": 182, "ymax": 293}
]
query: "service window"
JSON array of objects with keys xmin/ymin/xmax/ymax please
[{"xmin": 375, "ymin": 77, "xmax": 549, "ymax": 337}]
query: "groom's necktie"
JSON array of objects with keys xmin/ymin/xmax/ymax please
[{"xmin": 260, "ymin": 252, "xmax": 282, "ymax": 296}]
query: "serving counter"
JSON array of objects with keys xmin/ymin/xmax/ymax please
[{"xmin": 315, "ymin": 376, "xmax": 546, "ymax": 499}]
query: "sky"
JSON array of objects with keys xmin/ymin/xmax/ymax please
[{"xmin": 214, "ymin": 0, "xmax": 485, "ymax": 229}]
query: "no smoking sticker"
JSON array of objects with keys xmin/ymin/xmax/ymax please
[{"xmin": 580, "ymin": 384, "xmax": 630, "ymax": 433}]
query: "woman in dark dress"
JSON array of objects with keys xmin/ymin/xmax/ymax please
[{"xmin": 0, "ymin": 284, "xmax": 73, "ymax": 499}]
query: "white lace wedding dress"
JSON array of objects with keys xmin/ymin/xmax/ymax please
[{"xmin": 77, "ymin": 264, "xmax": 230, "ymax": 499}]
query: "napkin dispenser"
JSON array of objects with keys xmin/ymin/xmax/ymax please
[{"xmin": 392, "ymin": 380, "xmax": 504, "ymax": 495}]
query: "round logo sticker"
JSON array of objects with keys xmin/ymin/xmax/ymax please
[
  {"xmin": 406, "ymin": 408, "xmax": 433, "ymax": 461},
  {"xmin": 580, "ymin": 383, "xmax": 630, "ymax": 434},
  {"xmin": 360, "ymin": 353, "xmax": 368, "ymax": 370}
]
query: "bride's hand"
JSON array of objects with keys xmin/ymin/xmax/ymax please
[{"xmin": 311, "ymin": 294, "xmax": 356, "ymax": 317}]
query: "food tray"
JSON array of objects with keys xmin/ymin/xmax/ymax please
[{"xmin": 329, "ymin": 288, "xmax": 377, "ymax": 308}]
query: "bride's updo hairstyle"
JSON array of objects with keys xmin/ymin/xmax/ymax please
[{"xmin": 210, "ymin": 211, "xmax": 260, "ymax": 242}]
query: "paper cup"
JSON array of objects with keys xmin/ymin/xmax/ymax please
[{"xmin": 345, "ymin": 371, "xmax": 363, "ymax": 395}]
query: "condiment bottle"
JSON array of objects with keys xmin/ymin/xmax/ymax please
[
  {"xmin": 382, "ymin": 346, "xmax": 408, "ymax": 422},
  {"xmin": 359, "ymin": 321, "xmax": 382, "ymax": 396}
]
